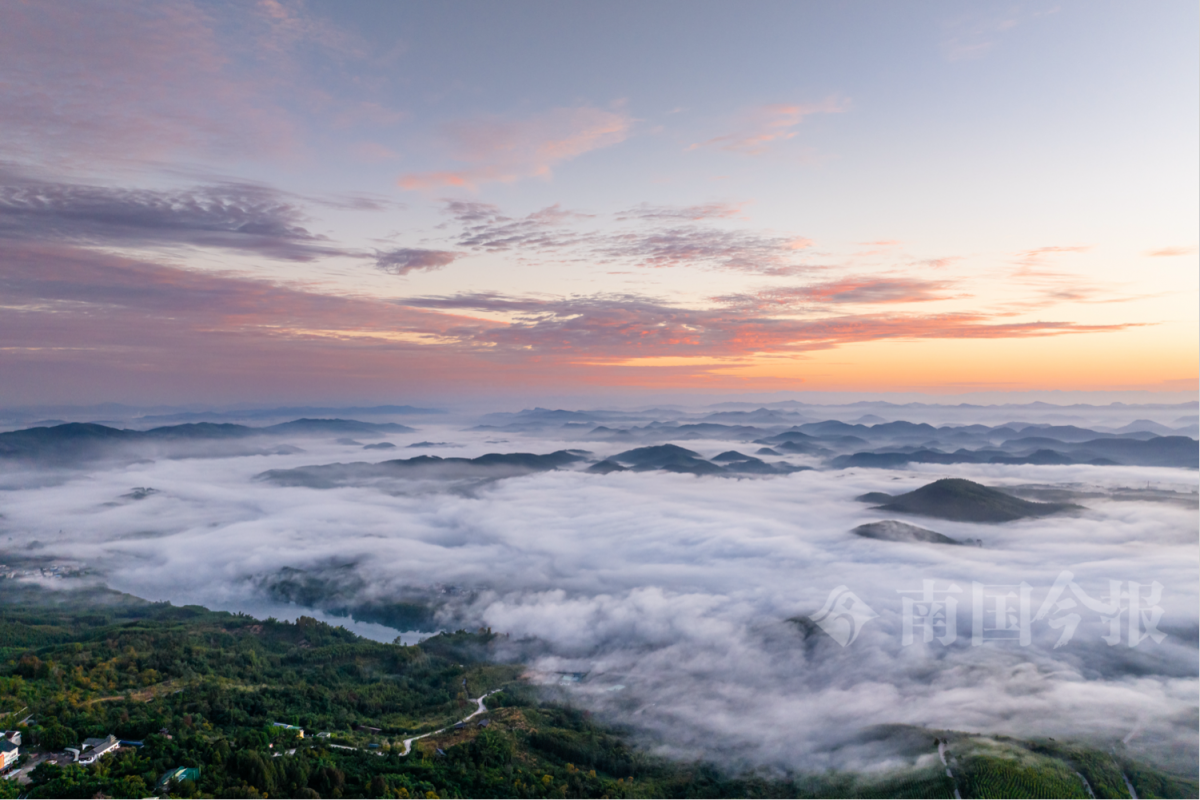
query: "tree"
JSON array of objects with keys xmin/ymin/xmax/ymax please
[
  {"xmin": 208, "ymin": 784, "xmax": 262, "ymax": 799},
  {"xmin": 37, "ymin": 724, "xmax": 77, "ymax": 750},
  {"xmin": 233, "ymin": 750, "xmax": 277, "ymax": 795},
  {"xmin": 311, "ymin": 765, "xmax": 345, "ymax": 795}
]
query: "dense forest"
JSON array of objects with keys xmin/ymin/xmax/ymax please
[{"xmin": 0, "ymin": 583, "xmax": 1194, "ymax": 799}]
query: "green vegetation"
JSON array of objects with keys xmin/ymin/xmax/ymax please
[
  {"xmin": 1028, "ymin": 738, "xmax": 1200, "ymax": 800},
  {"xmin": 0, "ymin": 583, "xmax": 1194, "ymax": 799},
  {"xmin": 956, "ymin": 750, "xmax": 1091, "ymax": 798}
]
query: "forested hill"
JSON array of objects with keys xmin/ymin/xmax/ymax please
[{"xmin": 0, "ymin": 584, "xmax": 1195, "ymax": 799}]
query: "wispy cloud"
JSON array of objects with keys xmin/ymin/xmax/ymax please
[
  {"xmin": 252, "ymin": 0, "xmax": 369, "ymax": 58},
  {"xmin": 616, "ymin": 201, "xmax": 750, "ymax": 222},
  {"xmin": 0, "ymin": 241, "xmax": 486, "ymax": 353},
  {"xmin": 398, "ymin": 106, "xmax": 632, "ymax": 190},
  {"xmin": 915, "ymin": 256, "xmax": 962, "ymax": 270},
  {"xmin": 0, "ymin": 0, "xmax": 410, "ymax": 170},
  {"xmin": 1, "ymin": 239, "xmax": 1137, "ymax": 380},
  {"xmin": 941, "ymin": 6, "xmax": 1059, "ymax": 62},
  {"xmin": 715, "ymin": 277, "xmax": 954, "ymax": 310},
  {"xmin": 440, "ymin": 201, "xmax": 593, "ymax": 253},
  {"xmin": 405, "ymin": 292, "xmax": 1134, "ymax": 360},
  {"xmin": 1012, "ymin": 245, "xmax": 1092, "ymax": 279},
  {"xmin": 997, "ymin": 245, "xmax": 1144, "ymax": 310},
  {"xmin": 689, "ymin": 99, "xmax": 850, "ymax": 156},
  {"xmin": 0, "ymin": 1, "xmax": 298, "ymax": 166},
  {"xmin": 1146, "ymin": 246, "xmax": 1197, "ymax": 258},
  {"xmin": 0, "ymin": 172, "xmax": 345, "ymax": 261},
  {"xmin": 439, "ymin": 199, "xmax": 813, "ymax": 275},
  {"xmin": 594, "ymin": 227, "xmax": 812, "ymax": 274},
  {"xmin": 375, "ymin": 248, "xmax": 461, "ymax": 275}
]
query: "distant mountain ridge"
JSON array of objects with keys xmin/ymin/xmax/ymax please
[
  {"xmin": 0, "ymin": 418, "xmax": 415, "ymax": 463},
  {"xmin": 258, "ymin": 450, "xmax": 588, "ymax": 487},
  {"xmin": 2, "ymin": 410, "xmax": 1194, "ymax": 469},
  {"xmin": 589, "ymin": 443, "xmax": 810, "ymax": 476},
  {"xmin": 833, "ymin": 435, "xmax": 1197, "ymax": 469}
]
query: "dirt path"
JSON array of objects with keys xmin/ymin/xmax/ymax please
[{"xmin": 937, "ymin": 739, "xmax": 963, "ymax": 800}]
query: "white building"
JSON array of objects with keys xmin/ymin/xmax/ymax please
[
  {"xmin": 271, "ymin": 723, "xmax": 304, "ymax": 738},
  {"xmin": 0, "ymin": 739, "xmax": 18, "ymax": 771},
  {"xmin": 79, "ymin": 734, "xmax": 120, "ymax": 764}
]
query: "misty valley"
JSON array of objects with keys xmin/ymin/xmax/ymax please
[{"xmin": 0, "ymin": 400, "xmax": 1196, "ymax": 798}]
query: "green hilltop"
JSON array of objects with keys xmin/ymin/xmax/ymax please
[{"xmin": 859, "ymin": 478, "xmax": 1081, "ymax": 523}]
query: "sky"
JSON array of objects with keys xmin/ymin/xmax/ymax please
[{"xmin": 1, "ymin": 0, "xmax": 1197, "ymax": 406}]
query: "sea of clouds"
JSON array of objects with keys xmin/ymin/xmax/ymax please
[{"xmin": 0, "ymin": 422, "xmax": 1196, "ymax": 773}]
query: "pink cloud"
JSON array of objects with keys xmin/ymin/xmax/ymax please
[
  {"xmin": 0, "ymin": 1, "xmax": 299, "ymax": 167},
  {"xmin": 1012, "ymin": 245, "xmax": 1099, "ymax": 277},
  {"xmin": 992, "ymin": 246, "xmax": 1148, "ymax": 311},
  {"xmin": 4, "ymin": 242, "xmax": 1128, "ymax": 361},
  {"xmin": 1146, "ymin": 246, "xmax": 1196, "ymax": 257},
  {"xmin": 408, "ymin": 293, "xmax": 1137, "ymax": 360},
  {"xmin": 1016, "ymin": 245, "xmax": 1092, "ymax": 263},
  {"xmin": 0, "ymin": 242, "xmax": 520, "ymax": 403},
  {"xmin": 689, "ymin": 98, "xmax": 850, "ymax": 155},
  {"xmin": 917, "ymin": 256, "xmax": 962, "ymax": 269},
  {"xmin": 0, "ymin": 241, "xmax": 486, "ymax": 345},
  {"xmin": 0, "ymin": 242, "xmax": 1143, "ymax": 401},
  {"xmin": 398, "ymin": 106, "xmax": 632, "ymax": 190}
]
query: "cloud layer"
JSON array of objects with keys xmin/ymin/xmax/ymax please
[
  {"xmin": 0, "ymin": 162, "xmax": 1158, "ymax": 400},
  {"xmin": 0, "ymin": 422, "xmax": 1195, "ymax": 772},
  {"xmin": 0, "ymin": 235, "xmax": 1140, "ymax": 405}
]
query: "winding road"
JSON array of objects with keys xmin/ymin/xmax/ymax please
[{"xmin": 398, "ymin": 689, "xmax": 501, "ymax": 757}]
